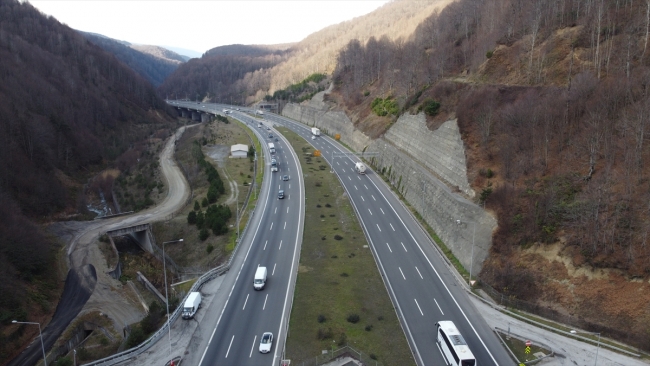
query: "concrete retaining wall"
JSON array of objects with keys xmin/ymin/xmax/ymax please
[
  {"xmin": 282, "ymin": 100, "xmax": 496, "ymax": 275},
  {"xmin": 383, "ymin": 114, "xmax": 474, "ymax": 197},
  {"xmin": 282, "ymin": 100, "xmax": 370, "ymax": 152},
  {"xmin": 368, "ymin": 138, "xmax": 495, "ymax": 277}
]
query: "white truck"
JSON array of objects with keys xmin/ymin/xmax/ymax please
[
  {"xmin": 271, "ymin": 159, "xmax": 278, "ymax": 172},
  {"xmin": 311, "ymin": 127, "xmax": 321, "ymax": 136},
  {"xmin": 256, "ymin": 110, "xmax": 264, "ymax": 116},
  {"xmin": 254, "ymin": 266, "xmax": 268, "ymax": 290},
  {"xmin": 355, "ymin": 162, "xmax": 366, "ymax": 174},
  {"xmin": 182, "ymin": 292, "xmax": 202, "ymax": 319},
  {"xmin": 268, "ymin": 142, "xmax": 275, "ymax": 154}
]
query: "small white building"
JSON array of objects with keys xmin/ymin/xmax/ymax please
[{"xmin": 231, "ymin": 144, "xmax": 248, "ymax": 158}]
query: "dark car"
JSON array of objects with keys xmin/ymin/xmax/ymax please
[{"xmin": 269, "ymin": 134, "xmax": 273, "ymax": 138}]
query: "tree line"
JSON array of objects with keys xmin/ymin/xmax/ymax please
[
  {"xmin": 0, "ymin": 0, "xmax": 177, "ymax": 361},
  {"xmin": 331, "ymin": 0, "xmax": 650, "ymax": 350}
]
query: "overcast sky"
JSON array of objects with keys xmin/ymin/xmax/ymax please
[{"xmin": 31, "ymin": 1, "xmax": 389, "ymax": 57}]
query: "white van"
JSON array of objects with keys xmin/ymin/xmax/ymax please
[
  {"xmin": 182, "ymin": 292, "xmax": 201, "ymax": 319},
  {"xmin": 254, "ymin": 266, "xmax": 268, "ymax": 290}
]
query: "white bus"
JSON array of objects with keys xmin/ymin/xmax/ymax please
[{"xmin": 436, "ymin": 321, "xmax": 476, "ymax": 366}]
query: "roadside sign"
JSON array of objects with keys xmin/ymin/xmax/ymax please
[{"xmin": 525, "ymin": 340, "xmax": 532, "ymax": 347}]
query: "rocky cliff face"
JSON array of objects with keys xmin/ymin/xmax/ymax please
[{"xmin": 282, "ymin": 96, "xmax": 495, "ymax": 275}]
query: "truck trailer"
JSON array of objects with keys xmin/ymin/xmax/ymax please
[
  {"xmin": 182, "ymin": 292, "xmax": 202, "ymax": 319},
  {"xmin": 311, "ymin": 128, "xmax": 321, "ymax": 136},
  {"xmin": 268, "ymin": 142, "xmax": 275, "ymax": 154}
]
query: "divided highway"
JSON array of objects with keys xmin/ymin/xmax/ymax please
[
  {"xmin": 263, "ymin": 111, "xmax": 514, "ymax": 365},
  {"xmin": 169, "ymin": 101, "xmax": 513, "ymax": 365}
]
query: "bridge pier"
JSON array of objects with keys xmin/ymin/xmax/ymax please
[{"xmin": 107, "ymin": 223, "xmax": 154, "ymax": 254}]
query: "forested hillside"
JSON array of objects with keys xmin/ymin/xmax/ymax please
[
  {"xmin": 159, "ymin": 0, "xmax": 451, "ymax": 104},
  {"xmin": 81, "ymin": 32, "xmax": 184, "ymax": 86},
  {"xmin": 159, "ymin": 44, "xmax": 292, "ymax": 102},
  {"xmin": 331, "ymin": 0, "xmax": 650, "ymax": 349},
  {"xmin": 0, "ymin": 0, "xmax": 176, "ymax": 360}
]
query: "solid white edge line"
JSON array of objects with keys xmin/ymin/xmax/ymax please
[
  {"xmin": 198, "ymin": 126, "xmax": 273, "ymax": 366},
  {"xmin": 301, "ymin": 137, "xmax": 426, "ymax": 365},
  {"xmin": 273, "ymin": 125, "xmax": 305, "ymax": 366},
  {"xmin": 367, "ymin": 167, "xmax": 500, "ymax": 365},
  {"xmin": 300, "ymin": 119, "xmax": 497, "ymax": 365}
]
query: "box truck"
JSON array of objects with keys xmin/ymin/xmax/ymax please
[
  {"xmin": 355, "ymin": 162, "xmax": 366, "ymax": 174},
  {"xmin": 271, "ymin": 159, "xmax": 278, "ymax": 172},
  {"xmin": 254, "ymin": 266, "xmax": 268, "ymax": 290},
  {"xmin": 268, "ymin": 142, "xmax": 275, "ymax": 154},
  {"xmin": 311, "ymin": 128, "xmax": 321, "ymax": 136},
  {"xmin": 182, "ymin": 292, "xmax": 202, "ymax": 319}
]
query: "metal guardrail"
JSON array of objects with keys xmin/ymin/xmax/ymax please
[
  {"xmin": 81, "ymin": 115, "xmax": 265, "ymax": 366},
  {"xmin": 82, "ymin": 262, "xmax": 229, "ymax": 366}
]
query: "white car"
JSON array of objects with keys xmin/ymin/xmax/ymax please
[
  {"xmin": 311, "ymin": 135, "xmax": 316, "ymax": 140},
  {"xmin": 259, "ymin": 332, "xmax": 273, "ymax": 353}
]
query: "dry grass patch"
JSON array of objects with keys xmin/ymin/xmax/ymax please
[{"xmin": 281, "ymin": 127, "xmax": 415, "ymax": 366}]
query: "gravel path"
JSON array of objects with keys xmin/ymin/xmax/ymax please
[
  {"xmin": 10, "ymin": 125, "xmax": 196, "ymax": 366},
  {"xmin": 469, "ymin": 295, "xmax": 650, "ymax": 366}
]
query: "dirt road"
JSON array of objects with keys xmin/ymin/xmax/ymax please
[{"xmin": 9, "ymin": 125, "xmax": 194, "ymax": 366}]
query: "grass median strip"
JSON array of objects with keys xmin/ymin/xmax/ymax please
[{"xmin": 280, "ymin": 127, "xmax": 415, "ymax": 366}]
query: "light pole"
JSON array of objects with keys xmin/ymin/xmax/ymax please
[
  {"xmin": 254, "ymin": 152, "xmax": 258, "ymax": 199},
  {"xmin": 12, "ymin": 320, "xmax": 47, "ymax": 366},
  {"xmin": 73, "ymin": 349, "xmax": 76, "ymax": 366},
  {"xmin": 570, "ymin": 330, "xmax": 600, "ymax": 365},
  {"xmin": 162, "ymin": 239, "xmax": 183, "ymax": 363},
  {"xmin": 456, "ymin": 219, "xmax": 476, "ymax": 286}
]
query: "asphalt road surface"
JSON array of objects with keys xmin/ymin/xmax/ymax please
[
  {"xmin": 193, "ymin": 113, "xmax": 305, "ymax": 366},
  {"xmin": 168, "ymin": 101, "xmax": 514, "ymax": 365},
  {"xmin": 264, "ymin": 111, "xmax": 513, "ymax": 366}
]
